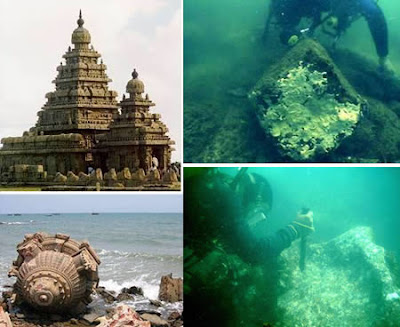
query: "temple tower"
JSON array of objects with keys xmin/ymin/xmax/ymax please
[
  {"xmin": 36, "ymin": 11, "xmax": 119, "ymax": 149},
  {"xmin": 98, "ymin": 69, "xmax": 175, "ymax": 172}
]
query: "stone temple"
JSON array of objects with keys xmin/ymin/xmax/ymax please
[{"xmin": 0, "ymin": 12, "xmax": 177, "ymax": 188}]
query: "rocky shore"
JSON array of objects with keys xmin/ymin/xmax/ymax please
[{"xmin": 1, "ymin": 274, "xmax": 183, "ymax": 327}]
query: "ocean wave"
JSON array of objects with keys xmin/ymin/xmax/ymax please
[
  {"xmin": 98, "ymin": 249, "xmax": 182, "ymax": 261},
  {"xmin": 0, "ymin": 220, "xmax": 34, "ymax": 225},
  {"xmin": 100, "ymin": 276, "xmax": 160, "ymax": 300}
]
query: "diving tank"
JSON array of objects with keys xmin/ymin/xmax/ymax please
[{"xmin": 8, "ymin": 232, "xmax": 100, "ymax": 313}]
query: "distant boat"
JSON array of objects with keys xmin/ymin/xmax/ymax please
[
  {"xmin": 45, "ymin": 214, "xmax": 53, "ymax": 217},
  {"xmin": 91, "ymin": 213, "xmax": 100, "ymax": 215},
  {"xmin": 14, "ymin": 214, "xmax": 22, "ymax": 216}
]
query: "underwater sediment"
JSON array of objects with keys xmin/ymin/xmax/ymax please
[{"xmin": 184, "ymin": 28, "xmax": 400, "ymax": 162}]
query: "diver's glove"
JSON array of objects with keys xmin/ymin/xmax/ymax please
[{"xmin": 290, "ymin": 210, "xmax": 315, "ymax": 238}]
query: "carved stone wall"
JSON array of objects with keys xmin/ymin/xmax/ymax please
[{"xmin": 0, "ymin": 13, "xmax": 176, "ymax": 184}]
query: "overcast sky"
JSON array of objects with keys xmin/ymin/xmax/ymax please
[
  {"xmin": 0, "ymin": 0, "xmax": 182, "ymax": 161},
  {"xmin": 0, "ymin": 193, "xmax": 182, "ymax": 214}
]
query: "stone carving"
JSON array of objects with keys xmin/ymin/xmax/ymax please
[
  {"xmin": 162, "ymin": 170, "xmax": 179, "ymax": 184},
  {"xmin": 117, "ymin": 167, "xmax": 132, "ymax": 181},
  {"xmin": 66, "ymin": 171, "xmax": 79, "ymax": 185},
  {"xmin": 8, "ymin": 232, "xmax": 100, "ymax": 314},
  {"xmin": 146, "ymin": 169, "xmax": 161, "ymax": 183},
  {"xmin": 104, "ymin": 168, "xmax": 118, "ymax": 186},
  {"xmin": 126, "ymin": 69, "xmax": 145, "ymax": 99},
  {"xmin": 54, "ymin": 172, "xmax": 67, "ymax": 183},
  {"xmin": 0, "ymin": 12, "xmax": 176, "ymax": 186},
  {"xmin": 89, "ymin": 168, "xmax": 103, "ymax": 186},
  {"xmin": 78, "ymin": 172, "xmax": 90, "ymax": 185}
]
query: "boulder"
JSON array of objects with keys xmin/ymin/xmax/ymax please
[
  {"xmin": 96, "ymin": 305, "xmax": 150, "ymax": 327},
  {"xmin": 96, "ymin": 287, "xmax": 117, "ymax": 304},
  {"xmin": 82, "ymin": 308, "xmax": 105, "ymax": 324},
  {"xmin": 158, "ymin": 274, "xmax": 183, "ymax": 302},
  {"xmin": 277, "ymin": 226, "xmax": 400, "ymax": 326},
  {"xmin": 249, "ymin": 39, "xmax": 363, "ymax": 161},
  {"xmin": 149, "ymin": 299, "xmax": 162, "ymax": 307},
  {"xmin": 121, "ymin": 286, "xmax": 144, "ymax": 296},
  {"xmin": 168, "ymin": 312, "xmax": 183, "ymax": 327},
  {"xmin": 140, "ymin": 313, "xmax": 169, "ymax": 327},
  {"xmin": 0, "ymin": 307, "xmax": 12, "ymax": 327},
  {"xmin": 116, "ymin": 293, "xmax": 133, "ymax": 302}
]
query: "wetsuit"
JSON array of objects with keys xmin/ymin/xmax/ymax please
[
  {"xmin": 273, "ymin": 0, "xmax": 388, "ymax": 58},
  {"xmin": 184, "ymin": 170, "xmax": 298, "ymax": 326}
]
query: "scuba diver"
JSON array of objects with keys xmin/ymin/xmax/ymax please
[
  {"xmin": 264, "ymin": 0, "xmax": 392, "ymax": 74},
  {"xmin": 184, "ymin": 168, "xmax": 314, "ymax": 326}
]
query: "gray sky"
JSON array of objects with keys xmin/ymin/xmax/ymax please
[
  {"xmin": 0, "ymin": 193, "xmax": 182, "ymax": 214},
  {"xmin": 0, "ymin": 0, "xmax": 182, "ymax": 161}
]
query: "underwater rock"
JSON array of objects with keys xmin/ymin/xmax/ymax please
[
  {"xmin": 331, "ymin": 49, "xmax": 400, "ymax": 103},
  {"xmin": 277, "ymin": 226, "xmax": 400, "ymax": 326},
  {"xmin": 249, "ymin": 39, "xmax": 363, "ymax": 161},
  {"xmin": 336, "ymin": 97, "xmax": 400, "ymax": 162}
]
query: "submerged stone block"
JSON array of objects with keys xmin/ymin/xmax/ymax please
[
  {"xmin": 249, "ymin": 39, "xmax": 363, "ymax": 161},
  {"xmin": 277, "ymin": 226, "xmax": 400, "ymax": 326}
]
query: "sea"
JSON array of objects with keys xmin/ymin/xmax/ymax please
[
  {"xmin": 0, "ymin": 213, "xmax": 183, "ymax": 312},
  {"xmin": 221, "ymin": 166, "xmax": 400, "ymax": 256},
  {"xmin": 184, "ymin": 167, "xmax": 400, "ymax": 325},
  {"xmin": 184, "ymin": 0, "xmax": 400, "ymax": 163}
]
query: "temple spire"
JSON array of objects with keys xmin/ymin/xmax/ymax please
[{"xmin": 77, "ymin": 9, "xmax": 84, "ymax": 27}]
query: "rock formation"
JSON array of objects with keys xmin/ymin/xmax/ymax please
[
  {"xmin": 9, "ymin": 233, "xmax": 100, "ymax": 314},
  {"xmin": 249, "ymin": 39, "xmax": 363, "ymax": 161},
  {"xmin": 96, "ymin": 305, "xmax": 150, "ymax": 327},
  {"xmin": 158, "ymin": 274, "xmax": 183, "ymax": 303},
  {"xmin": 0, "ymin": 307, "xmax": 12, "ymax": 327},
  {"xmin": 277, "ymin": 226, "xmax": 400, "ymax": 326}
]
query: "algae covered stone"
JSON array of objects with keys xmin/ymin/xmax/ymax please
[
  {"xmin": 277, "ymin": 227, "xmax": 400, "ymax": 326},
  {"xmin": 249, "ymin": 39, "xmax": 363, "ymax": 161}
]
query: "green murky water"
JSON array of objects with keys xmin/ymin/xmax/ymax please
[
  {"xmin": 184, "ymin": 0, "xmax": 400, "ymax": 163},
  {"xmin": 184, "ymin": 167, "xmax": 400, "ymax": 326}
]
